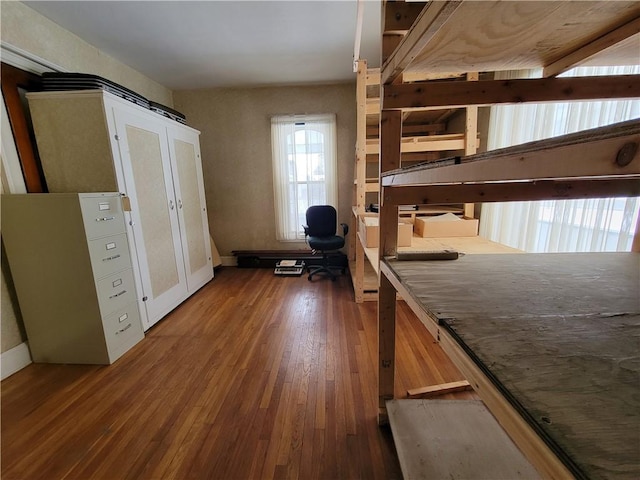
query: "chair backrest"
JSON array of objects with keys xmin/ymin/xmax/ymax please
[{"xmin": 306, "ymin": 205, "xmax": 337, "ymax": 237}]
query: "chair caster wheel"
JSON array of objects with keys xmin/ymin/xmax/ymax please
[{"xmin": 307, "ymin": 275, "xmax": 312, "ymax": 281}]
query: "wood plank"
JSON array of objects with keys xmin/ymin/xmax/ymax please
[
  {"xmin": 366, "ymin": 133, "xmax": 466, "ymax": 155},
  {"xmin": 381, "ymin": 120, "xmax": 640, "ymax": 187},
  {"xmin": 383, "ymin": 75, "xmax": 640, "ymax": 110},
  {"xmin": 387, "ymin": 399, "xmax": 541, "ymax": 479},
  {"xmin": 543, "ymin": 16, "xmax": 640, "ymax": 77},
  {"xmin": 407, "ymin": 380, "xmax": 471, "ymax": 398},
  {"xmin": 383, "ymin": 178, "xmax": 640, "ymax": 206},
  {"xmin": 400, "ymin": 1, "xmax": 640, "ymax": 75}
]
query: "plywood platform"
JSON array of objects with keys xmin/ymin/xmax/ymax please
[
  {"xmin": 387, "ymin": 399, "xmax": 540, "ymax": 480},
  {"xmin": 384, "ymin": 252, "xmax": 640, "ymax": 479}
]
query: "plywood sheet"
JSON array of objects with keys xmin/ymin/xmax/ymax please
[
  {"xmin": 387, "ymin": 399, "xmax": 540, "ymax": 479},
  {"xmin": 386, "ymin": 253, "xmax": 640, "ymax": 479}
]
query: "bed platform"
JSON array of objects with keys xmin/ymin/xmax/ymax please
[{"xmin": 382, "ymin": 252, "xmax": 640, "ymax": 479}]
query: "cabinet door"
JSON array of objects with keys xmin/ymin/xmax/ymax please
[
  {"xmin": 111, "ymin": 106, "xmax": 188, "ymax": 329},
  {"xmin": 167, "ymin": 125, "xmax": 214, "ymax": 292}
]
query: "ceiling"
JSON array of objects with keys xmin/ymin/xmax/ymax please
[{"xmin": 24, "ymin": 0, "xmax": 382, "ymax": 91}]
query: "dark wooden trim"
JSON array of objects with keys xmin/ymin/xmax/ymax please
[{"xmin": 1, "ymin": 62, "xmax": 46, "ymax": 192}]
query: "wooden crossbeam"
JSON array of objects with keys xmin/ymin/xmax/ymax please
[
  {"xmin": 383, "ymin": 75, "xmax": 640, "ymax": 110},
  {"xmin": 543, "ymin": 16, "xmax": 640, "ymax": 78}
]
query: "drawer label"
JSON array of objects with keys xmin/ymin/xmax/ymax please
[
  {"xmin": 112, "ymin": 278, "xmax": 123, "ymax": 288},
  {"xmin": 105, "ymin": 242, "xmax": 117, "ymax": 250},
  {"xmin": 119, "ymin": 313, "xmax": 129, "ymax": 323},
  {"xmin": 98, "ymin": 202, "xmax": 111, "ymax": 211}
]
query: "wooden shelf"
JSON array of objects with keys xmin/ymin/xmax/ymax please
[{"xmin": 376, "ymin": 1, "xmax": 640, "ymax": 478}]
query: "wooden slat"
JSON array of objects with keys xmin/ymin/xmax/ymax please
[
  {"xmin": 407, "ymin": 380, "xmax": 471, "ymax": 398},
  {"xmin": 381, "ymin": 120, "xmax": 640, "ymax": 187},
  {"xmin": 384, "ymin": 178, "xmax": 640, "ymax": 206},
  {"xmin": 366, "ymin": 133, "xmax": 466, "ymax": 155},
  {"xmin": 383, "ymin": 75, "xmax": 640, "ymax": 110}
]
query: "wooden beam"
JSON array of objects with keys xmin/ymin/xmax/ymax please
[
  {"xmin": 382, "ymin": 1, "xmax": 462, "ymax": 85},
  {"xmin": 382, "ymin": 120, "xmax": 640, "ymax": 187},
  {"xmin": 383, "ymin": 178, "xmax": 640, "ymax": 207},
  {"xmin": 543, "ymin": 16, "xmax": 640, "ymax": 78},
  {"xmin": 407, "ymin": 380, "xmax": 472, "ymax": 398},
  {"xmin": 355, "ymin": 60, "xmax": 368, "ymax": 215},
  {"xmin": 383, "ymin": 75, "xmax": 640, "ymax": 110},
  {"xmin": 383, "ymin": 1, "xmax": 427, "ymax": 33},
  {"xmin": 366, "ymin": 133, "xmax": 466, "ymax": 155}
]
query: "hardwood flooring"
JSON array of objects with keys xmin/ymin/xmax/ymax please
[{"xmin": 2, "ymin": 267, "xmax": 472, "ymax": 480}]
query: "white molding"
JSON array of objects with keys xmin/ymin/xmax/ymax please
[
  {"xmin": 1, "ymin": 342, "xmax": 32, "ymax": 380},
  {"xmin": 221, "ymin": 256, "xmax": 237, "ymax": 267},
  {"xmin": 1, "ymin": 41, "xmax": 65, "ymax": 74}
]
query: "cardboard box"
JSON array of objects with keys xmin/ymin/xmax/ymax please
[
  {"xmin": 359, "ymin": 216, "xmax": 413, "ymax": 248},
  {"xmin": 414, "ymin": 214, "xmax": 479, "ymax": 238}
]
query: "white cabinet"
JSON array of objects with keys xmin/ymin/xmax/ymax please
[
  {"xmin": 1, "ymin": 193, "xmax": 145, "ymax": 364},
  {"xmin": 27, "ymin": 90, "xmax": 213, "ymax": 330}
]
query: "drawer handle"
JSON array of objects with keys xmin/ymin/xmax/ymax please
[
  {"xmin": 116, "ymin": 323, "xmax": 132, "ymax": 335},
  {"xmin": 109, "ymin": 290, "xmax": 127, "ymax": 299},
  {"xmin": 102, "ymin": 254, "xmax": 121, "ymax": 262},
  {"xmin": 96, "ymin": 216, "xmax": 115, "ymax": 222}
]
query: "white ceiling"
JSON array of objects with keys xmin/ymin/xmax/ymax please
[{"xmin": 24, "ymin": 0, "xmax": 382, "ymax": 90}]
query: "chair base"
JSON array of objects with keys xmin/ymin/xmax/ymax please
[
  {"xmin": 307, "ymin": 264, "xmax": 345, "ymax": 281},
  {"xmin": 307, "ymin": 251, "xmax": 346, "ymax": 281}
]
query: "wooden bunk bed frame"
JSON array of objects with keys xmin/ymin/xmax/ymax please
[{"xmin": 376, "ymin": 1, "xmax": 640, "ymax": 479}]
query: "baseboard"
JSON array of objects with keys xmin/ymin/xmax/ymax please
[
  {"xmin": 221, "ymin": 255, "xmax": 237, "ymax": 267},
  {"xmin": 1, "ymin": 342, "xmax": 32, "ymax": 380}
]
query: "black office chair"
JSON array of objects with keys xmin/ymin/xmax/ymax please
[{"xmin": 303, "ymin": 205, "xmax": 349, "ymax": 281}]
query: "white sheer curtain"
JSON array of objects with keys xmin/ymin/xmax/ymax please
[
  {"xmin": 479, "ymin": 66, "xmax": 640, "ymax": 252},
  {"xmin": 271, "ymin": 114, "xmax": 337, "ymax": 241}
]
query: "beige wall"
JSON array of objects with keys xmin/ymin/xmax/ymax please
[
  {"xmin": 0, "ymin": 2, "xmax": 175, "ymax": 354},
  {"xmin": 173, "ymin": 84, "xmax": 356, "ymax": 256},
  {"xmin": 1, "ymin": 1, "xmax": 173, "ymax": 105}
]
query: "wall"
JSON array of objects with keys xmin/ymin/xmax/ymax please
[
  {"xmin": 1, "ymin": 1, "xmax": 173, "ymax": 105},
  {"xmin": 173, "ymin": 84, "xmax": 356, "ymax": 256},
  {"xmin": 0, "ymin": 1, "xmax": 175, "ymax": 358}
]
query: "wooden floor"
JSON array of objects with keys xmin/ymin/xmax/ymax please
[{"xmin": 2, "ymin": 267, "xmax": 472, "ymax": 480}]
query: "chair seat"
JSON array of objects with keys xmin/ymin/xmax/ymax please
[{"xmin": 308, "ymin": 235, "xmax": 344, "ymax": 251}]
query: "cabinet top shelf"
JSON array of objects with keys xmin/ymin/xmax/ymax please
[{"xmin": 382, "ymin": 0, "xmax": 640, "ymax": 84}]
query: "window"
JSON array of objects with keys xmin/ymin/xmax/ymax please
[
  {"xmin": 479, "ymin": 66, "xmax": 640, "ymax": 252},
  {"xmin": 271, "ymin": 114, "xmax": 337, "ymax": 241}
]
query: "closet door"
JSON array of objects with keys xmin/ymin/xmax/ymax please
[
  {"xmin": 167, "ymin": 125, "xmax": 214, "ymax": 292},
  {"xmin": 111, "ymin": 106, "xmax": 188, "ymax": 329}
]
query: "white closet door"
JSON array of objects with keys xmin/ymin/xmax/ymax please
[
  {"xmin": 167, "ymin": 125, "xmax": 214, "ymax": 292},
  {"xmin": 112, "ymin": 106, "xmax": 188, "ymax": 329}
]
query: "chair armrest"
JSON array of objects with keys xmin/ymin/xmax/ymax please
[{"xmin": 340, "ymin": 223, "xmax": 349, "ymax": 236}]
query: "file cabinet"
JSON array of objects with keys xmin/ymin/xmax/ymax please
[{"xmin": 1, "ymin": 193, "xmax": 144, "ymax": 364}]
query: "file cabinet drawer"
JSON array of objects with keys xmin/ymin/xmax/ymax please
[
  {"xmin": 96, "ymin": 269, "xmax": 136, "ymax": 317},
  {"xmin": 88, "ymin": 234, "xmax": 132, "ymax": 279},
  {"xmin": 80, "ymin": 195, "xmax": 126, "ymax": 239},
  {"xmin": 102, "ymin": 303, "xmax": 144, "ymax": 362}
]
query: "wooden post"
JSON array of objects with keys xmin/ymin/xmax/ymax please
[
  {"xmin": 378, "ymin": 106, "xmax": 402, "ymax": 424},
  {"xmin": 464, "ymin": 72, "xmax": 479, "ymax": 219}
]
